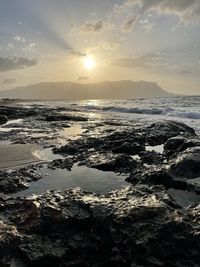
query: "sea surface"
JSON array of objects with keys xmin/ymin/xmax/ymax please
[{"xmin": 21, "ymin": 95, "xmax": 200, "ymax": 135}]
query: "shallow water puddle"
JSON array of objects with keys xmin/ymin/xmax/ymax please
[
  {"xmin": 14, "ymin": 163, "xmax": 128, "ymax": 196},
  {"xmin": 146, "ymin": 144, "xmax": 164, "ymax": 154},
  {"xmin": 62, "ymin": 125, "xmax": 85, "ymax": 140},
  {"xmin": 131, "ymin": 155, "xmax": 141, "ymax": 161},
  {"xmin": 32, "ymin": 147, "xmax": 65, "ymax": 161}
]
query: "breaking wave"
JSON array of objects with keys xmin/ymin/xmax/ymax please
[{"xmin": 82, "ymin": 105, "xmax": 200, "ymax": 120}]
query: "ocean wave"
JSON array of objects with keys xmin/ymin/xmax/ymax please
[
  {"xmin": 82, "ymin": 104, "xmax": 200, "ymax": 120},
  {"xmin": 167, "ymin": 111, "xmax": 200, "ymax": 120},
  {"xmin": 83, "ymin": 105, "xmax": 166, "ymax": 114}
]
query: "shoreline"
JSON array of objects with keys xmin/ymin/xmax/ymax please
[{"xmin": 0, "ymin": 100, "xmax": 200, "ymax": 266}]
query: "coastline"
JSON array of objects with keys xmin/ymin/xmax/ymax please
[{"xmin": 0, "ymin": 99, "xmax": 200, "ymax": 266}]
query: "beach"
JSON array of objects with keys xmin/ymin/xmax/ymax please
[
  {"xmin": 0, "ymin": 144, "xmax": 42, "ymax": 169},
  {"xmin": 0, "ymin": 97, "xmax": 200, "ymax": 266}
]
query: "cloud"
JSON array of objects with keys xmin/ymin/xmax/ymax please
[
  {"xmin": 112, "ymin": 53, "xmax": 166, "ymax": 69},
  {"xmin": 179, "ymin": 69, "xmax": 192, "ymax": 74},
  {"xmin": 13, "ymin": 36, "xmax": 26, "ymax": 43},
  {"xmin": 112, "ymin": 52, "xmax": 200, "ymax": 75},
  {"xmin": 99, "ymin": 41, "xmax": 120, "ymax": 51},
  {"xmin": 29, "ymin": 43, "xmax": 36, "ymax": 48},
  {"xmin": 78, "ymin": 76, "xmax": 89, "ymax": 81},
  {"xmin": 23, "ymin": 42, "xmax": 36, "ymax": 52},
  {"xmin": 66, "ymin": 50, "xmax": 87, "ymax": 64},
  {"xmin": 126, "ymin": 0, "xmax": 200, "ymax": 23},
  {"xmin": 82, "ymin": 20, "xmax": 103, "ymax": 34},
  {"xmin": 142, "ymin": 22, "xmax": 155, "ymax": 32},
  {"xmin": 139, "ymin": 18, "xmax": 155, "ymax": 32},
  {"xmin": 3, "ymin": 78, "xmax": 16, "ymax": 84},
  {"xmin": 7, "ymin": 43, "xmax": 15, "ymax": 50},
  {"xmin": 71, "ymin": 21, "xmax": 104, "ymax": 36},
  {"xmin": 67, "ymin": 50, "xmax": 86, "ymax": 58},
  {"xmin": 123, "ymin": 16, "xmax": 138, "ymax": 32},
  {"xmin": 0, "ymin": 57, "xmax": 38, "ymax": 72},
  {"xmin": 88, "ymin": 41, "xmax": 120, "ymax": 53}
]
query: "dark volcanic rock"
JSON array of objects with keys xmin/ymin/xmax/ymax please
[
  {"xmin": 48, "ymin": 158, "xmax": 73, "ymax": 170},
  {"xmin": 0, "ymin": 106, "xmax": 39, "ymax": 119},
  {"xmin": 139, "ymin": 150, "xmax": 164, "ymax": 165},
  {"xmin": 53, "ymin": 143, "xmax": 80, "ymax": 155},
  {"xmin": 168, "ymin": 147, "xmax": 200, "ymax": 179},
  {"xmin": 0, "ymin": 186, "xmax": 200, "ymax": 266},
  {"xmin": 0, "ymin": 104, "xmax": 200, "ymax": 267},
  {"xmin": 89, "ymin": 154, "xmax": 137, "ymax": 173},
  {"xmin": 0, "ymin": 115, "xmax": 8, "ymax": 125},
  {"xmin": 127, "ymin": 167, "xmax": 195, "ymax": 191},
  {"xmin": 164, "ymin": 136, "xmax": 200, "ymax": 158},
  {"xmin": 54, "ymin": 120, "xmax": 196, "ymax": 160},
  {"xmin": 45, "ymin": 114, "xmax": 88, "ymax": 122},
  {"xmin": 145, "ymin": 120, "xmax": 196, "ymax": 145},
  {"xmin": 0, "ymin": 167, "xmax": 42, "ymax": 194},
  {"xmin": 52, "ymin": 120, "xmax": 198, "ymax": 179},
  {"xmin": 112, "ymin": 141, "xmax": 144, "ymax": 155}
]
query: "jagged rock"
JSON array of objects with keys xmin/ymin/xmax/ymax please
[
  {"xmin": 53, "ymin": 143, "xmax": 79, "ymax": 155},
  {"xmin": 112, "ymin": 142, "xmax": 144, "ymax": 155},
  {"xmin": 0, "ymin": 106, "xmax": 38, "ymax": 119},
  {"xmin": 127, "ymin": 167, "xmax": 194, "ymax": 191},
  {"xmin": 0, "ymin": 220, "xmax": 21, "ymax": 265},
  {"xmin": 54, "ymin": 120, "xmax": 196, "ymax": 160},
  {"xmin": 164, "ymin": 136, "xmax": 200, "ymax": 158},
  {"xmin": 0, "ymin": 186, "xmax": 200, "ymax": 266},
  {"xmin": 139, "ymin": 150, "xmax": 164, "ymax": 165},
  {"xmin": 89, "ymin": 154, "xmax": 137, "ymax": 172},
  {"xmin": 0, "ymin": 167, "xmax": 42, "ymax": 194},
  {"xmin": 45, "ymin": 114, "xmax": 88, "ymax": 122},
  {"xmin": 0, "ymin": 115, "xmax": 8, "ymax": 125},
  {"xmin": 168, "ymin": 147, "xmax": 200, "ymax": 178},
  {"xmin": 48, "ymin": 158, "xmax": 73, "ymax": 170},
  {"xmin": 0, "ymin": 101, "xmax": 200, "ymax": 267},
  {"xmin": 145, "ymin": 120, "xmax": 196, "ymax": 145}
]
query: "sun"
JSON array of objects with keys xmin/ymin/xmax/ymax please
[{"xmin": 83, "ymin": 55, "xmax": 96, "ymax": 70}]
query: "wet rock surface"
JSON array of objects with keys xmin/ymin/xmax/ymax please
[
  {"xmin": 168, "ymin": 147, "xmax": 200, "ymax": 179},
  {"xmin": 0, "ymin": 166, "xmax": 42, "ymax": 194},
  {"xmin": 48, "ymin": 158, "xmax": 73, "ymax": 170},
  {"xmin": 89, "ymin": 154, "xmax": 138, "ymax": 173},
  {"xmin": 0, "ymin": 103, "xmax": 200, "ymax": 266},
  {"xmin": 1, "ymin": 186, "xmax": 200, "ymax": 267},
  {"xmin": 144, "ymin": 120, "xmax": 196, "ymax": 145},
  {"xmin": 0, "ymin": 115, "xmax": 8, "ymax": 125},
  {"xmin": 45, "ymin": 114, "xmax": 88, "ymax": 122},
  {"xmin": 164, "ymin": 136, "xmax": 200, "ymax": 158},
  {"xmin": 53, "ymin": 120, "xmax": 198, "ymax": 178}
]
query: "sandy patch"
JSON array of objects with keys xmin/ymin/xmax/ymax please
[{"xmin": 0, "ymin": 144, "xmax": 43, "ymax": 169}]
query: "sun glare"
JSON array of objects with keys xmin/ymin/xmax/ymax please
[{"xmin": 83, "ymin": 55, "xmax": 96, "ymax": 70}]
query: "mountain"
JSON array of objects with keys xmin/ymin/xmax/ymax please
[{"xmin": 0, "ymin": 80, "xmax": 171, "ymax": 100}]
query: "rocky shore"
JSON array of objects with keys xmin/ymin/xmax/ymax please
[{"xmin": 0, "ymin": 103, "xmax": 200, "ymax": 266}]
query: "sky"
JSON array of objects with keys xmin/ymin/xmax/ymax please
[{"xmin": 0, "ymin": 0, "xmax": 200, "ymax": 95}]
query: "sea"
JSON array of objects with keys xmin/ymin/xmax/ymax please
[{"xmin": 24, "ymin": 95, "xmax": 200, "ymax": 135}]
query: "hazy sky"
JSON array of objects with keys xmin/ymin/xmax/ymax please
[{"xmin": 0, "ymin": 0, "xmax": 200, "ymax": 94}]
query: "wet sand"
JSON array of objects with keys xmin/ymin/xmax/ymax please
[{"xmin": 0, "ymin": 144, "xmax": 43, "ymax": 169}]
